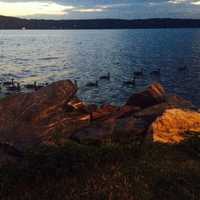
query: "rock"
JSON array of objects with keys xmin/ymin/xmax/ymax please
[
  {"xmin": 134, "ymin": 103, "xmax": 175, "ymax": 124},
  {"xmin": 71, "ymin": 119, "xmax": 115, "ymax": 144},
  {"xmin": 133, "ymin": 93, "xmax": 197, "ymax": 124},
  {"xmin": 71, "ymin": 105, "xmax": 140, "ymax": 144},
  {"xmin": 91, "ymin": 104, "xmax": 119, "ymax": 121},
  {"xmin": 70, "ymin": 104, "xmax": 120, "ymax": 144},
  {"xmin": 0, "ymin": 79, "xmax": 197, "ymax": 149},
  {"xmin": 71, "ymin": 92, "xmax": 196, "ymax": 145},
  {"xmin": 113, "ymin": 105, "xmax": 140, "ymax": 119},
  {"xmin": 68, "ymin": 97, "xmax": 88, "ymax": 113},
  {"xmin": 148, "ymin": 108, "xmax": 200, "ymax": 144},
  {"xmin": 0, "ymin": 80, "xmax": 79, "ymax": 148},
  {"xmin": 165, "ymin": 95, "xmax": 195, "ymax": 109},
  {"xmin": 72, "ymin": 114, "xmax": 149, "ymax": 145},
  {"xmin": 111, "ymin": 117, "xmax": 149, "ymax": 144},
  {"xmin": 126, "ymin": 83, "xmax": 166, "ymax": 108},
  {"xmin": 91, "ymin": 104, "xmax": 140, "ymax": 121},
  {"xmin": 68, "ymin": 98, "xmax": 98, "ymax": 114}
]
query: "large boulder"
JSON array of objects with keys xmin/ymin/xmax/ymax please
[
  {"xmin": 126, "ymin": 83, "xmax": 166, "ymax": 108},
  {"xmin": 0, "ymin": 80, "xmax": 79, "ymax": 148},
  {"xmin": 148, "ymin": 108, "xmax": 200, "ymax": 144}
]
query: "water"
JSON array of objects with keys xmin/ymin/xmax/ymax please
[{"xmin": 0, "ymin": 29, "xmax": 199, "ymax": 106}]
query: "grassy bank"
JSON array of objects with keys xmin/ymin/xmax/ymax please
[{"xmin": 0, "ymin": 136, "xmax": 200, "ymax": 200}]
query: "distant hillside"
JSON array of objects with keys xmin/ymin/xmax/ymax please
[{"xmin": 1, "ymin": 15, "xmax": 200, "ymax": 29}]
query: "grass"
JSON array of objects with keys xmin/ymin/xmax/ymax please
[{"xmin": 0, "ymin": 135, "xmax": 200, "ymax": 200}]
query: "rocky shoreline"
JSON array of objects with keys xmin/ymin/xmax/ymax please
[{"xmin": 0, "ymin": 80, "xmax": 199, "ymax": 165}]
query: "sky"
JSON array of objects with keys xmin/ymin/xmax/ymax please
[{"xmin": 1, "ymin": 0, "xmax": 200, "ymax": 19}]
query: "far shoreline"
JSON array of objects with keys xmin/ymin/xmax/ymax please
[{"xmin": 2, "ymin": 16, "xmax": 200, "ymax": 29}]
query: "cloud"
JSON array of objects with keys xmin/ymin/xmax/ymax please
[
  {"xmin": 191, "ymin": 0, "xmax": 200, "ymax": 5},
  {"xmin": 74, "ymin": 8, "xmax": 103, "ymax": 13},
  {"xmin": 0, "ymin": 0, "xmax": 111, "ymax": 17},
  {"xmin": 168, "ymin": 0, "xmax": 200, "ymax": 4},
  {"xmin": 168, "ymin": 0, "xmax": 189, "ymax": 4},
  {"xmin": 0, "ymin": 1, "xmax": 74, "ymax": 16}
]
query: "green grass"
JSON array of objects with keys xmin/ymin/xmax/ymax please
[{"xmin": 0, "ymin": 136, "xmax": 200, "ymax": 200}]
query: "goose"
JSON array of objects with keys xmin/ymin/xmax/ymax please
[
  {"xmin": 134, "ymin": 68, "xmax": 144, "ymax": 76},
  {"xmin": 34, "ymin": 84, "xmax": 44, "ymax": 91},
  {"xmin": 24, "ymin": 81, "xmax": 37, "ymax": 89},
  {"xmin": 25, "ymin": 81, "xmax": 47, "ymax": 91},
  {"xmin": 178, "ymin": 65, "xmax": 187, "ymax": 71},
  {"xmin": 3, "ymin": 78, "xmax": 14, "ymax": 86},
  {"xmin": 36, "ymin": 82, "xmax": 49, "ymax": 90},
  {"xmin": 86, "ymin": 80, "xmax": 98, "ymax": 87},
  {"xmin": 7, "ymin": 82, "xmax": 21, "ymax": 92},
  {"xmin": 150, "ymin": 68, "xmax": 161, "ymax": 76},
  {"xmin": 123, "ymin": 78, "xmax": 136, "ymax": 86},
  {"xmin": 100, "ymin": 72, "xmax": 110, "ymax": 80}
]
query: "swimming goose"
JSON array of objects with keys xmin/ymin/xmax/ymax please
[
  {"xmin": 86, "ymin": 80, "xmax": 98, "ymax": 87},
  {"xmin": 3, "ymin": 78, "xmax": 14, "ymax": 86},
  {"xmin": 150, "ymin": 68, "xmax": 161, "ymax": 76},
  {"xmin": 34, "ymin": 84, "xmax": 44, "ymax": 91},
  {"xmin": 24, "ymin": 81, "xmax": 37, "ymax": 89},
  {"xmin": 134, "ymin": 68, "xmax": 144, "ymax": 76},
  {"xmin": 123, "ymin": 78, "xmax": 136, "ymax": 86},
  {"xmin": 7, "ymin": 82, "xmax": 21, "ymax": 92},
  {"xmin": 25, "ymin": 81, "xmax": 48, "ymax": 91},
  {"xmin": 100, "ymin": 72, "xmax": 110, "ymax": 80}
]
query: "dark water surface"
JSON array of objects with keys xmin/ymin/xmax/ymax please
[{"xmin": 0, "ymin": 29, "xmax": 199, "ymax": 106}]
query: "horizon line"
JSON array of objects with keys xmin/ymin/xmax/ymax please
[{"xmin": 2, "ymin": 15, "xmax": 200, "ymax": 21}]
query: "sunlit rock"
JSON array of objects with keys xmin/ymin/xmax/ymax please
[{"xmin": 148, "ymin": 108, "xmax": 200, "ymax": 144}]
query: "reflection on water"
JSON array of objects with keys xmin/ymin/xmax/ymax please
[{"xmin": 0, "ymin": 29, "xmax": 199, "ymax": 106}]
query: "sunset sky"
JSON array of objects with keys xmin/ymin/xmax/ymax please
[{"xmin": 1, "ymin": 0, "xmax": 200, "ymax": 19}]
